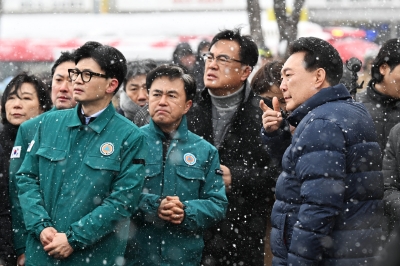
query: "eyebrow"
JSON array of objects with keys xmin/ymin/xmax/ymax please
[
  {"xmin": 281, "ymin": 67, "xmax": 292, "ymax": 74},
  {"xmin": 129, "ymin": 82, "xmax": 146, "ymax": 86},
  {"xmin": 152, "ymin": 89, "xmax": 178, "ymax": 94},
  {"xmin": 75, "ymin": 67, "xmax": 96, "ymax": 72}
]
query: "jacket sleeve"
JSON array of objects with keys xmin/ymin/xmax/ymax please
[
  {"xmin": 16, "ymin": 124, "xmax": 55, "ymax": 239},
  {"xmin": 66, "ymin": 131, "xmax": 147, "ymax": 250},
  {"xmin": 180, "ymin": 148, "xmax": 228, "ymax": 231},
  {"xmin": 260, "ymin": 119, "xmax": 292, "ymax": 169},
  {"xmin": 9, "ymin": 125, "xmax": 31, "ymax": 256},
  {"xmin": 287, "ymin": 119, "xmax": 346, "ymax": 264},
  {"xmin": 383, "ymin": 124, "xmax": 400, "ymax": 225}
]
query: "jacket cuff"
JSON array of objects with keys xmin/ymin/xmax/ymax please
[
  {"xmin": 15, "ymin": 247, "xmax": 25, "ymax": 257},
  {"xmin": 66, "ymin": 229, "xmax": 84, "ymax": 250},
  {"xmin": 34, "ymin": 222, "xmax": 54, "ymax": 240}
]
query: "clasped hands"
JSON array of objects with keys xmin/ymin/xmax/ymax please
[
  {"xmin": 40, "ymin": 227, "xmax": 73, "ymax": 260},
  {"xmin": 158, "ymin": 196, "xmax": 185, "ymax": 224}
]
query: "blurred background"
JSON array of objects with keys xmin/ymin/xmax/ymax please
[{"xmin": 0, "ymin": 0, "xmax": 396, "ymax": 91}]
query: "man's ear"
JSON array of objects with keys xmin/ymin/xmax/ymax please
[
  {"xmin": 240, "ymin": 66, "xmax": 252, "ymax": 81},
  {"xmin": 106, "ymin": 78, "xmax": 119, "ymax": 94},
  {"xmin": 380, "ymin": 63, "xmax": 389, "ymax": 76},
  {"xmin": 183, "ymin": 100, "xmax": 193, "ymax": 114},
  {"xmin": 315, "ymin": 68, "xmax": 327, "ymax": 88}
]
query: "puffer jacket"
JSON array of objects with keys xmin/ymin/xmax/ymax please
[
  {"xmin": 356, "ymin": 80, "xmax": 400, "ymax": 155},
  {"xmin": 264, "ymin": 84, "xmax": 387, "ymax": 266}
]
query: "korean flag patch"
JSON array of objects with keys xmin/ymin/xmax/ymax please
[{"xmin": 10, "ymin": 146, "xmax": 21, "ymax": 158}]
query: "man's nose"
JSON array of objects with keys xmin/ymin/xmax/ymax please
[
  {"xmin": 138, "ymin": 89, "xmax": 148, "ymax": 101},
  {"xmin": 60, "ymin": 81, "xmax": 71, "ymax": 91},
  {"xmin": 207, "ymin": 58, "xmax": 219, "ymax": 69},
  {"xmin": 159, "ymin": 94, "xmax": 168, "ymax": 105}
]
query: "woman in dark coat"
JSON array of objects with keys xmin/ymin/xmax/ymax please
[{"xmin": 0, "ymin": 73, "xmax": 51, "ymax": 265}]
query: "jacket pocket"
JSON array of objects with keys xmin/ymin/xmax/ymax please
[
  {"xmin": 142, "ymin": 163, "xmax": 162, "ymax": 195},
  {"xmin": 175, "ymin": 165, "xmax": 205, "ymax": 199},
  {"xmin": 271, "ymin": 212, "xmax": 289, "ymax": 258},
  {"xmin": 83, "ymin": 155, "xmax": 121, "ymax": 189},
  {"xmin": 84, "ymin": 155, "xmax": 120, "ymax": 172},
  {"xmin": 36, "ymin": 147, "xmax": 66, "ymax": 162}
]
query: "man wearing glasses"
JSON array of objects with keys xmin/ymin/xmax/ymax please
[
  {"xmin": 187, "ymin": 28, "xmax": 279, "ymax": 265},
  {"xmin": 16, "ymin": 41, "xmax": 146, "ymax": 265}
]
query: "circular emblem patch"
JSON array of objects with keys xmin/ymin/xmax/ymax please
[
  {"xmin": 100, "ymin": 142, "xmax": 114, "ymax": 156},
  {"xmin": 183, "ymin": 153, "xmax": 196, "ymax": 166}
]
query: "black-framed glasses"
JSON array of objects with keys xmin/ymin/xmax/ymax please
[
  {"xmin": 202, "ymin": 52, "xmax": 244, "ymax": 66},
  {"xmin": 68, "ymin": 69, "xmax": 108, "ymax": 83}
]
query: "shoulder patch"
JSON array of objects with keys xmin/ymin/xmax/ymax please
[
  {"xmin": 27, "ymin": 140, "xmax": 35, "ymax": 152},
  {"xmin": 215, "ymin": 169, "xmax": 224, "ymax": 176}
]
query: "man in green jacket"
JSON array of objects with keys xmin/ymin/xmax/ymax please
[
  {"xmin": 16, "ymin": 41, "xmax": 146, "ymax": 265},
  {"xmin": 9, "ymin": 50, "xmax": 77, "ymax": 266},
  {"xmin": 126, "ymin": 65, "xmax": 227, "ymax": 265}
]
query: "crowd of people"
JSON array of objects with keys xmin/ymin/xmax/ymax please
[{"xmin": 0, "ymin": 27, "xmax": 399, "ymax": 266}]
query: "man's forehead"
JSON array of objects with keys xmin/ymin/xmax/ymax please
[
  {"xmin": 76, "ymin": 58, "xmax": 101, "ymax": 70},
  {"xmin": 210, "ymin": 40, "xmax": 240, "ymax": 55},
  {"xmin": 150, "ymin": 77, "xmax": 184, "ymax": 90},
  {"xmin": 282, "ymin": 53, "xmax": 306, "ymax": 72}
]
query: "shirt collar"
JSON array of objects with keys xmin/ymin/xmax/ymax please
[{"xmin": 67, "ymin": 103, "xmax": 116, "ymax": 133}]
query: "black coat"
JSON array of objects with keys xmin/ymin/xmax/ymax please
[
  {"xmin": 186, "ymin": 83, "xmax": 279, "ymax": 265},
  {"xmin": 0, "ymin": 123, "xmax": 18, "ymax": 265},
  {"xmin": 356, "ymin": 80, "xmax": 400, "ymax": 155},
  {"xmin": 382, "ymin": 122, "xmax": 400, "ymax": 232}
]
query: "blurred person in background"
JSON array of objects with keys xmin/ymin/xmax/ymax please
[
  {"xmin": 0, "ymin": 73, "xmax": 52, "ymax": 266},
  {"xmin": 251, "ymin": 60, "xmax": 285, "ymax": 112},
  {"xmin": 193, "ymin": 40, "xmax": 211, "ymax": 94},
  {"xmin": 172, "ymin": 42, "xmax": 196, "ymax": 74},
  {"xmin": 187, "ymin": 28, "xmax": 279, "ymax": 266},
  {"xmin": 126, "ymin": 64, "xmax": 227, "ymax": 265},
  {"xmin": 382, "ymin": 122, "xmax": 400, "ymax": 235},
  {"xmin": 356, "ymin": 38, "xmax": 400, "ymax": 157},
  {"xmin": 9, "ymin": 51, "xmax": 76, "ymax": 266},
  {"xmin": 258, "ymin": 46, "xmax": 275, "ymax": 67},
  {"xmin": 251, "ymin": 60, "xmax": 286, "ymax": 265},
  {"xmin": 119, "ymin": 59, "xmax": 157, "ymax": 127}
]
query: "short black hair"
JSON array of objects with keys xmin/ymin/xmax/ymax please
[
  {"xmin": 51, "ymin": 51, "xmax": 75, "ymax": 77},
  {"xmin": 210, "ymin": 28, "xmax": 258, "ymax": 68},
  {"xmin": 289, "ymin": 37, "xmax": 343, "ymax": 86},
  {"xmin": 1, "ymin": 72, "xmax": 52, "ymax": 124},
  {"xmin": 251, "ymin": 60, "xmax": 283, "ymax": 95},
  {"xmin": 123, "ymin": 59, "xmax": 157, "ymax": 91},
  {"xmin": 371, "ymin": 38, "xmax": 400, "ymax": 83},
  {"xmin": 74, "ymin": 41, "xmax": 127, "ymax": 92},
  {"xmin": 146, "ymin": 64, "xmax": 196, "ymax": 102}
]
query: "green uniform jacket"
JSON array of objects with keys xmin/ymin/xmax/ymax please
[
  {"xmin": 16, "ymin": 104, "xmax": 147, "ymax": 266},
  {"xmin": 9, "ymin": 108, "xmax": 55, "ymax": 256},
  {"xmin": 127, "ymin": 116, "xmax": 228, "ymax": 266}
]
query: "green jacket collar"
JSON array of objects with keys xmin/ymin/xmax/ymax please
[
  {"xmin": 67, "ymin": 103, "xmax": 116, "ymax": 134},
  {"xmin": 149, "ymin": 115, "xmax": 189, "ymax": 141}
]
